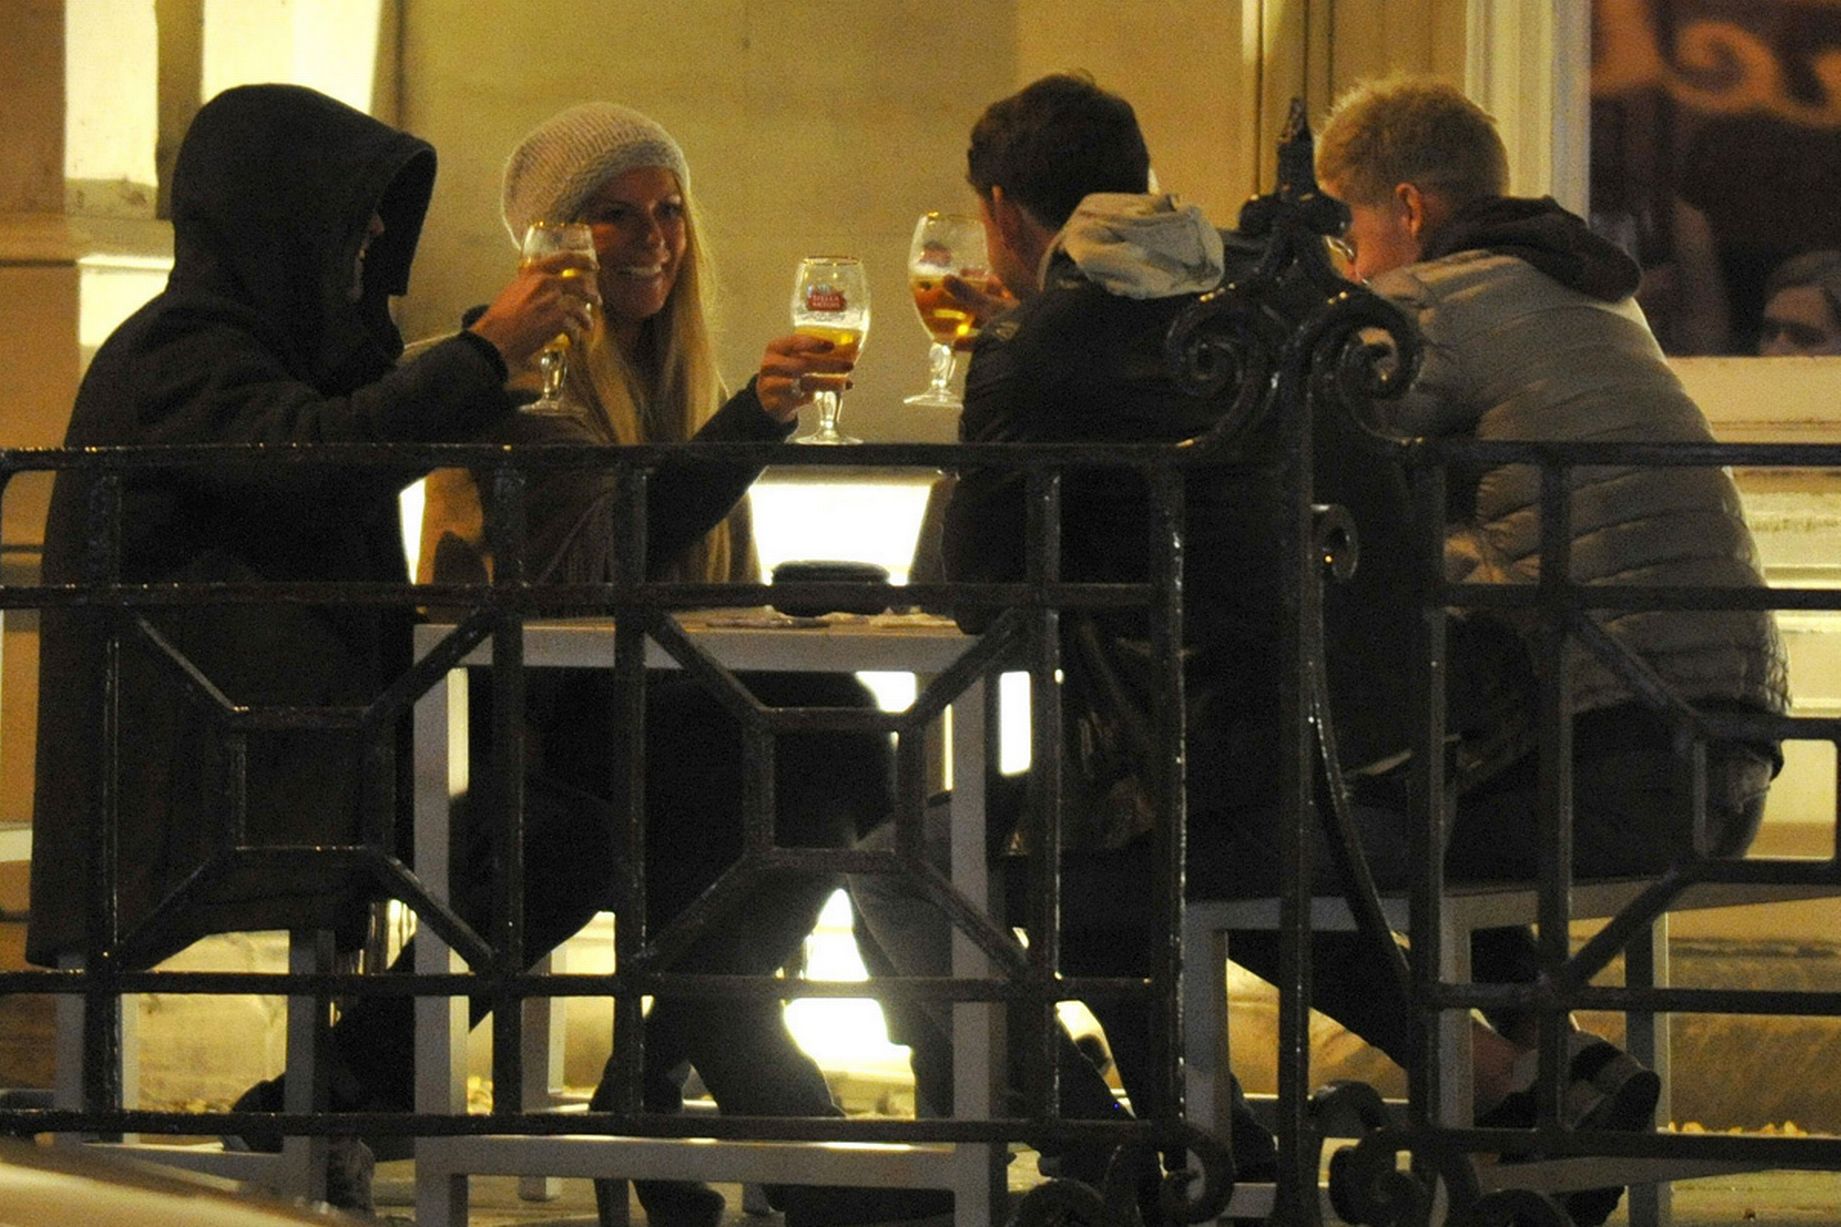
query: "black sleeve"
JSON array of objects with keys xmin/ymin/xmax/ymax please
[
  {"xmin": 140, "ymin": 317, "xmax": 512, "ymax": 449},
  {"xmin": 644, "ymin": 378, "xmax": 792, "ymax": 576},
  {"xmin": 495, "ymin": 378, "xmax": 792, "ymax": 584},
  {"xmin": 128, "ymin": 317, "xmax": 514, "ymax": 501},
  {"xmin": 941, "ymin": 310, "xmax": 1058, "ymax": 632}
]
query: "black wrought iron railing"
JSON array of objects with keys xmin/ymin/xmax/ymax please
[{"xmin": 3, "ymin": 105, "xmax": 1841, "ymax": 1227}]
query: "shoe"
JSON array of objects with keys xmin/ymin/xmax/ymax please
[
  {"xmin": 226, "ymin": 1074, "xmax": 290, "ymax": 1153},
  {"xmin": 1228, "ymin": 1075, "xmax": 1279, "ymax": 1185},
  {"xmin": 1564, "ymin": 1037, "xmax": 1661, "ymax": 1227},
  {"xmin": 322, "ymin": 1135, "xmax": 376, "ymax": 1216},
  {"xmin": 588, "ymin": 1056, "xmax": 728, "ymax": 1227},
  {"xmin": 617, "ymin": 1178, "xmax": 726, "ymax": 1227},
  {"xmin": 1478, "ymin": 1032, "xmax": 1660, "ymax": 1227},
  {"xmin": 224, "ymin": 1075, "xmax": 379, "ymax": 1214},
  {"xmin": 768, "ymin": 1184, "xmax": 954, "ymax": 1227},
  {"xmin": 227, "ymin": 1072, "xmax": 413, "ymax": 1162}
]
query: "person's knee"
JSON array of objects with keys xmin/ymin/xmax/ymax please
[{"xmin": 1706, "ymin": 743, "xmax": 1774, "ymax": 858}]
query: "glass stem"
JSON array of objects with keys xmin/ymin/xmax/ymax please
[
  {"xmin": 539, "ymin": 346, "xmax": 566, "ymax": 402},
  {"xmin": 815, "ymin": 390, "xmax": 843, "ymax": 437},
  {"xmin": 928, "ymin": 342, "xmax": 957, "ymax": 396}
]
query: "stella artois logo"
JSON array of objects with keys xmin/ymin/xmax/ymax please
[{"xmin": 806, "ymin": 283, "xmax": 846, "ymax": 312}]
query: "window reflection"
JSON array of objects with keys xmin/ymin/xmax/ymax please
[{"xmin": 1590, "ymin": 0, "xmax": 1841, "ymax": 355}]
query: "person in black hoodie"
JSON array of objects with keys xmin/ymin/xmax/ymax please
[
  {"xmin": 25, "ymin": 79, "xmax": 603, "ymax": 1209},
  {"xmin": 28, "ymin": 82, "xmax": 604, "ymax": 1210},
  {"xmin": 1317, "ymin": 76, "xmax": 1788, "ymax": 1226},
  {"xmin": 29, "ymin": 84, "xmax": 599, "ymax": 975}
]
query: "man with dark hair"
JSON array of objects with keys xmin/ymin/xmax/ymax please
[
  {"xmin": 1758, "ymin": 248, "xmax": 1841, "ymax": 355},
  {"xmin": 850, "ymin": 71, "xmax": 1288, "ymax": 1206},
  {"xmin": 965, "ymin": 71, "xmax": 1152, "ymax": 252}
]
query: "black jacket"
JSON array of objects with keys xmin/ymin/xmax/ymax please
[
  {"xmin": 942, "ymin": 251, "xmax": 1288, "ymax": 846},
  {"xmin": 30, "ymin": 85, "xmax": 515, "ymax": 966}
]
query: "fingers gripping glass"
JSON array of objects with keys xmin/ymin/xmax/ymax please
[
  {"xmin": 790, "ymin": 256, "xmax": 870, "ymax": 445},
  {"xmin": 519, "ymin": 221, "xmax": 599, "ymax": 415},
  {"xmin": 904, "ymin": 212, "xmax": 990, "ymax": 410}
]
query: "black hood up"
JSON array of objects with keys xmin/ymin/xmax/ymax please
[
  {"xmin": 1421, "ymin": 195, "xmax": 1641, "ymax": 303},
  {"xmin": 167, "ymin": 83, "xmax": 437, "ymax": 392}
]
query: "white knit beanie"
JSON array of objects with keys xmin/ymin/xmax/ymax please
[{"xmin": 500, "ymin": 102, "xmax": 690, "ymax": 245}]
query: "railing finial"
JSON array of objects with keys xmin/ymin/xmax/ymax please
[{"xmin": 1239, "ymin": 96, "xmax": 1347, "ymax": 243}]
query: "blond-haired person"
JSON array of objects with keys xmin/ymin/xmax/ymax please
[
  {"xmin": 422, "ymin": 100, "xmax": 840, "ymax": 587},
  {"xmin": 1318, "ymin": 76, "xmax": 1787, "ymax": 1227}
]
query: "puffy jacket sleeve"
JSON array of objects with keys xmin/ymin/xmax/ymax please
[
  {"xmin": 1368, "ymin": 266, "xmax": 1482, "ymax": 441},
  {"xmin": 121, "ymin": 312, "xmax": 512, "ymax": 501}
]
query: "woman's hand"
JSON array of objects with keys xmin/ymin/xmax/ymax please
[
  {"xmin": 755, "ymin": 332, "xmax": 857, "ymax": 422},
  {"xmin": 467, "ymin": 251, "xmax": 601, "ymax": 368}
]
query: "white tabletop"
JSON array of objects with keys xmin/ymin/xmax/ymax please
[{"xmin": 414, "ymin": 609, "xmax": 975, "ymax": 674}]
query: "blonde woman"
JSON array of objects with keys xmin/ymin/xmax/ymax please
[
  {"xmin": 238, "ymin": 105, "xmax": 935, "ymax": 1227},
  {"xmin": 419, "ymin": 101, "xmax": 840, "ymax": 588},
  {"xmin": 409, "ymin": 104, "xmax": 939, "ymax": 1227}
]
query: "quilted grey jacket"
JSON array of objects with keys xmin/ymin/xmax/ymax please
[{"xmin": 1370, "ymin": 242, "xmax": 1788, "ymax": 735}]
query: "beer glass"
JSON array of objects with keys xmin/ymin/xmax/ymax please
[
  {"xmin": 518, "ymin": 221, "xmax": 598, "ymax": 415},
  {"xmin": 790, "ymin": 256, "xmax": 870, "ymax": 444},
  {"xmin": 904, "ymin": 212, "xmax": 989, "ymax": 409}
]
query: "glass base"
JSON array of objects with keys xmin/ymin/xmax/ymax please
[
  {"xmin": 521, "ymin": 395, "xmax": 577, "ymax": 416},
  {"xmin": 903, "ymin": 388, "xmax": 963, "ymax": 409},
  {"xmin": 792, "ymin": 430, "xmax": 862, "ymax": 445}
]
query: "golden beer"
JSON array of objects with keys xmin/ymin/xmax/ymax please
[
  {"xmin": 520, "ymin": 262, "xmax": 591, "ymax": 356},
  {"xmin": 909, "ymin": 276, "xmax": 980, "ymax": 349},
  {"xmin": 793, "ymin": 324, "xmax": 863, "ymax": 393}
]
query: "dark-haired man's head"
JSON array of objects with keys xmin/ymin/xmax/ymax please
[
  {"xmin": 967, "ymin": 72, "xmax": 1150, "ymax": 229},
  {"xmin": 966, "ymin": 72, "xmax": 1150, "ymax": 297}
]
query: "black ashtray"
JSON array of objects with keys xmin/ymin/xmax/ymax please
[{"xmin": 770, "ymin": 560, "xmax": 890, "ymax": 618}]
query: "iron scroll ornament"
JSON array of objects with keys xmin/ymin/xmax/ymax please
[
  {"xmin": 1163, "ymin": 98, "xmax": 1424, "ymax": 450},
  {"xmin": 1008, "ymin": 1117, "xmax": 1235, "ymax": 1227},
  {"xmin": 1157, "ymin": 99, "xmax": 1440, "ymax": 1224},
  {"xmin": 1315, "ymin": 1080, "xmax": 1577, "ymax": 1227}
]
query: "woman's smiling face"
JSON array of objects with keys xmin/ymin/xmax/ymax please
[{"xmin": 580, "ymin": 165, "xmax": 688, "ymax": 337}]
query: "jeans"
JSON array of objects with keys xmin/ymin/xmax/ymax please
[
  {"xmin": 331, "ymin": 668, "xmax": 890, "ymax": 1120},
  {"xmin": 850, "ymin": 730, "xmax": 1775, "ymax": 1086}
]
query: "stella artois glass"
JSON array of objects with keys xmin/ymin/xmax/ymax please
[
  {"xmin": 790, "ymin": 256, "xmax": 870, "ymax": 444},
  {"xmin": 518, "ymin": 221, "xmax": 599, "ymax": 415},
  {"xmin": 904, "ymin": 212, "xmax": 991, "ymax": 409}
]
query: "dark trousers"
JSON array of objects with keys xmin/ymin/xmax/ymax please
[
  {"xmin": 332, "ymin": 669, "xmax": 891, "ymax": 1117},
  {"xmin": 854, "ymin": 728, "xmax": 1775, "ymax": 1114}
]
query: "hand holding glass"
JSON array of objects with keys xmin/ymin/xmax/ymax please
[
  {"xmin": 518, "ymin": 221, "xmax": 598, "ymax": 415},
  {"xmin": 790, "ymin": 256, "xmax": 870, "ymax": 444},
  {"xmin": 905, "ymin": 212, "xmax": 992, "ymax": 409}
]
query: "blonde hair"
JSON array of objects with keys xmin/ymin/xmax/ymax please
[
  {"xmin": 1317, "ymin": 76, "xmax": 1508, "ymax": 208},
  {"xmin": 562, "ymin": 183, "xmax": 753, "ymax": 585}
]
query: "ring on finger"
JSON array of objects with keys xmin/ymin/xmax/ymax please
[{"xmin": 793, "ymin": 374, "xmax": 807, "ymax": 398}]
